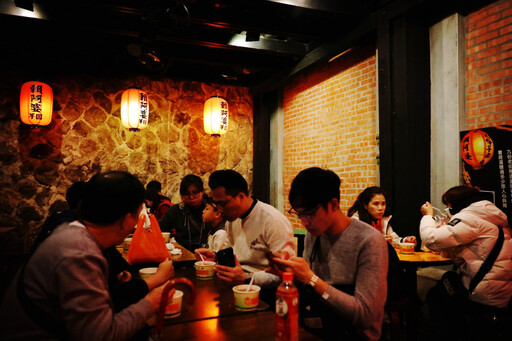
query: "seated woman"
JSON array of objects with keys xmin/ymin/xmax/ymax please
[
  {"xmin": 145, "ymin": 189, "xmax": 172, "ymax": 220},
  {"xmin": 348, "ymin": 186, "xmax": 416, "ymax": 245},
  {"xmin": 420, "ymin": 185, "xmax": 512, "ymax": 340}
]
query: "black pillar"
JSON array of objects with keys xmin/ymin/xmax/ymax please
[
  {"xmin": 252, "ymin": 91, "xmax": 276, "ymax": 204},
  {"xmin": 378, "ymin": 8, "xmax": 431, "ymax": 242}
]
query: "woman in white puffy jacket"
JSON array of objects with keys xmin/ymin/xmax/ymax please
[
  {"xmin": 421, "ymin": 185, "xmax": 512, "ymax": 340},
  {"xmin": 420, "ymin": 186, "xmax": 512, "ymax": 308}
]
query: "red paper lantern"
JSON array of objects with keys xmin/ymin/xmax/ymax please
[
  {"xmin": 203, "ymin": 96, "xmax": 228, "ymax": 137},
  {"xmin": 460, "ymin": 130, "xmax": 494, "ymax": 170},
  {"xmin": 20, "ymin": 81, "xmax": 53, "ymax": 126},
  {"xmin": 121, "ymin": 88, "xmax": 149, "ymax": 132}
]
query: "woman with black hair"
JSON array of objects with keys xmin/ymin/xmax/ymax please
[
  {"xmin": 348, "ymin": 186, "xmax": 416, "ymax": 246},
  {"xmin": 145, "ymin": 189, "xmax": 172, "ymax": 220},
  {"xmin": 159, "ymin": 174, "xmax": 210, "ymax": 252},
  {"xmin": 421, "ymin": 185, "xmax": 512, "ymax": 340}
]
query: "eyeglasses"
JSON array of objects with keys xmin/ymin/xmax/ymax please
[
  {"xmin": 183, "ymin": 190, "xmax": 202, "ymax": 199},
  {"xmin": 288, "ymin": 205, "xmax": 321, "ymax": 220},
  {"xmin": 212, "ymin": 197, "xmax": 232, "ymax": 208}
]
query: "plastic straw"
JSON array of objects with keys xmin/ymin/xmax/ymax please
[{"xmin": 246, "ymin": 274, "xmax": 255, "ymax": 292}]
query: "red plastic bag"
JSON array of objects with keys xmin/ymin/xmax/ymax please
[{"xmin": 128, "ymin": 214, "xmax": 168, "ymax": 264}]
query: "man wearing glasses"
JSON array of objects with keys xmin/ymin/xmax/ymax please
[
  {"xmin": 195, "ymin": 169, "xmax": 295, "ymax": 288},
  {"xmin": 272, "ymin": 167, "xmax": 388, "ymax": 341},
  {"xmin": 159, "ymin": 174, "xmax": 210, "ymax": 252}
]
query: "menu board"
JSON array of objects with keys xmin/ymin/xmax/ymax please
[{"xmin": 460, "ymin": 125, "xmax": 512, "ymax": 221}]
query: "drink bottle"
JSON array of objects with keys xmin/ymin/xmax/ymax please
[{"xmin": 275, "ymin": 272, "xmax": 299, "ymax": 341}]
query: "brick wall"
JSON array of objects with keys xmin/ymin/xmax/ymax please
[
  {"xmin": 282, "ymin": 50, "xmax": 378, "ymax": 229},
  {"xmin": 465, "ymin": 0, "xmax": 512, "ymax": 129}
]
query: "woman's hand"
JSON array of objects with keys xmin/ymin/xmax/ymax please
[
  {"xmin": 145, "ymin": 281, "xmax": 174, "ymax": 312},
  {"xmin": 145, "ymin": 258, "xmax": 174, "ymax": 290},
  {"xmin": 421, "ymin": 201, "xmax": 434, "ymax": 216}
]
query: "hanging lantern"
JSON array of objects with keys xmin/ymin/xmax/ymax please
[
  {"xmin": 20, "ymin": 81, "xmax": 53, "ymax": 126},
  {"xmin": 203, "ymin": 96, "xmax": 228, "ymax": 137},
  {"xmin": 121, "ymin": 88, "xmax": 149, "ymax": 132},
  {"xmin": 460, "ymin": 129, "xmax": 494, "ymax": 170}
]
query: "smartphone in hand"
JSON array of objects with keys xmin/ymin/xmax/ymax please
[{"xmin": 216, "ymin": 247, "xmax": 236, "ymax": 267}]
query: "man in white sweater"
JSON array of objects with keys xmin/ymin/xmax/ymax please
[{"xmin": 195, "ymin": 169, "xmax": 295, "ymax": 287}]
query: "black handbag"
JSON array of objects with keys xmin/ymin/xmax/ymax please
[
  {"xmin": 433, "ymin": 225, "xmax": 504, "ymax": 303},
  {"xmin": 426, "ymin": 225, "xmax": 505, "ymax": 339}
]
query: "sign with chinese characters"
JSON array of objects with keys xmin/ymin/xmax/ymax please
[
  {"xmin": 19, "ymin": 81, "xmax": 53, "ymax": 126},
  {"xmin": 121, "ymin": 88, "xmax": 149, "ymax": 132},
  {"xmin": 461, "ymin": 125, "xmax": 512, "ymax": 221}
]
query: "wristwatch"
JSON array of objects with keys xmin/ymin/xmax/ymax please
[{"xmin": 308, "ymin": 274, "xmax": 329, "ymax": 300}]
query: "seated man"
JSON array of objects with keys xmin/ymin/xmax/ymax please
[
  {"xmin": 0, "ymin": 171, "xmax": 172, "ymax": 340},
  {"xmin": 196, "ymin": 169, "xmax": 295, "ymax": 287},
  {"xmin": 272, "ymin": 167, "xmax": 388, "ymax": 341}
]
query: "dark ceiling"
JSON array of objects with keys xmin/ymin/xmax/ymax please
[{"xmin": 0, "ymin": 0, "xmax": 497, "ymax": 88}]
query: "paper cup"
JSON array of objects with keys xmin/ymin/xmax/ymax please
[
  {"xmin": 165, "ymin": 290, "xmax": 183, "ymax": 317},
  {"xmin": 123, "ymin": 237, "xmax": 132, "ymax": 251},
  {"xmin": 162, "ymin": 232, "xmax": 171, "ymax": 243},
  {"xmin": 194, "ymin": 261, "xmax": 216, "ymax": 279},
  {"xmin": 139, "ymin": 267, "xmax": 158, "ymax": 280},
  {"xmin": 399, "ymin": 242, "xmax": 415, "ymax": 254},
  {"xmin": 233, "ymin": 284, "xmax": 260, "ymax": 310}
]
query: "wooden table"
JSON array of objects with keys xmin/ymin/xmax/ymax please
[
  {"xmin": 397, "ymin": 251, "xmax": 452, "ymax": 340},
  {"xmin": 162, "ymin": 266, "xmax": 269, "ymax": 325},
  {"xmin": 119, "ymin": 241, "xmax": 197, "ymax": 266},
  {"xmin": 156, "ymin": 266, "xmax": 320, "ymax": 340},
  {"xmin": 160, "ymin": 310, "xmax": 320, "ymax": 340}
]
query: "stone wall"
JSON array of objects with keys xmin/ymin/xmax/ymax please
[{"xmin": 0, "ymin": 74, "xmax": 253, "ymax": 253}]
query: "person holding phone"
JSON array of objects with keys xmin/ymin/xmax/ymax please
[
  {"xmin": 195, "ymin": 169, "xmax": 295, "ymax": 288},
  {"xmin": 272, "ymin": 168, "xmax": 388, "ymax": 341}
]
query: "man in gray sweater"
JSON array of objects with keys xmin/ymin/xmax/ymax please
[{"xmin": 273, "ymin": 167, "xmax": 388, "ymax": 341}]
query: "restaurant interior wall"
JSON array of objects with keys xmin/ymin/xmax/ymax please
[
  {"xmin": 282, "ymin": 45, "xmax": 378, "ymax": 230},
  {"xmin": 463, "ymin": 0, "xmax": 512, "ymax": 129},
  {"xmin": 0, "ymin": 74, "xmax": 253, "ymax": 254}
]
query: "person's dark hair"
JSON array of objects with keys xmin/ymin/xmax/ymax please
[
  {"xmin": 347, "ymin": 186, "xmax": 391, "ymax": 224},
  {"xmin": 80, "ymin": 171, "xmax": 145, "ymax": 225},
  {"xmin": 208, "ymin": 170, "xmax": 249, "ymax": 196},
  {"xmin": 179, "ymin": 174, "xmax": 204, "ymax": 196},
  {"xmin": 441, "ymin": 185, "xmax": 486, "ymax": 215},
  {"xmin": 66, "ymin": 181, "xmax": 87, "ymax": 211},
  {"xmin": 146, "ymin": 180, "xmax": 162, "ymax": 193},
  {"xmin": 145, "ymin": 189, "xmax": 161, "ymax": 213},
  {"xmin": 204, "ymin": 196, "xmax": 220, "ymax": 211},
  {"xmin": 289, "ymin": 167, "xmax": 340, "ymax": 211}
]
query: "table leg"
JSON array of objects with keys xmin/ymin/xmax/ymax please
[{"xmin": 403, "ymin": 264, "xmax": 419, "ymax": 341}]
